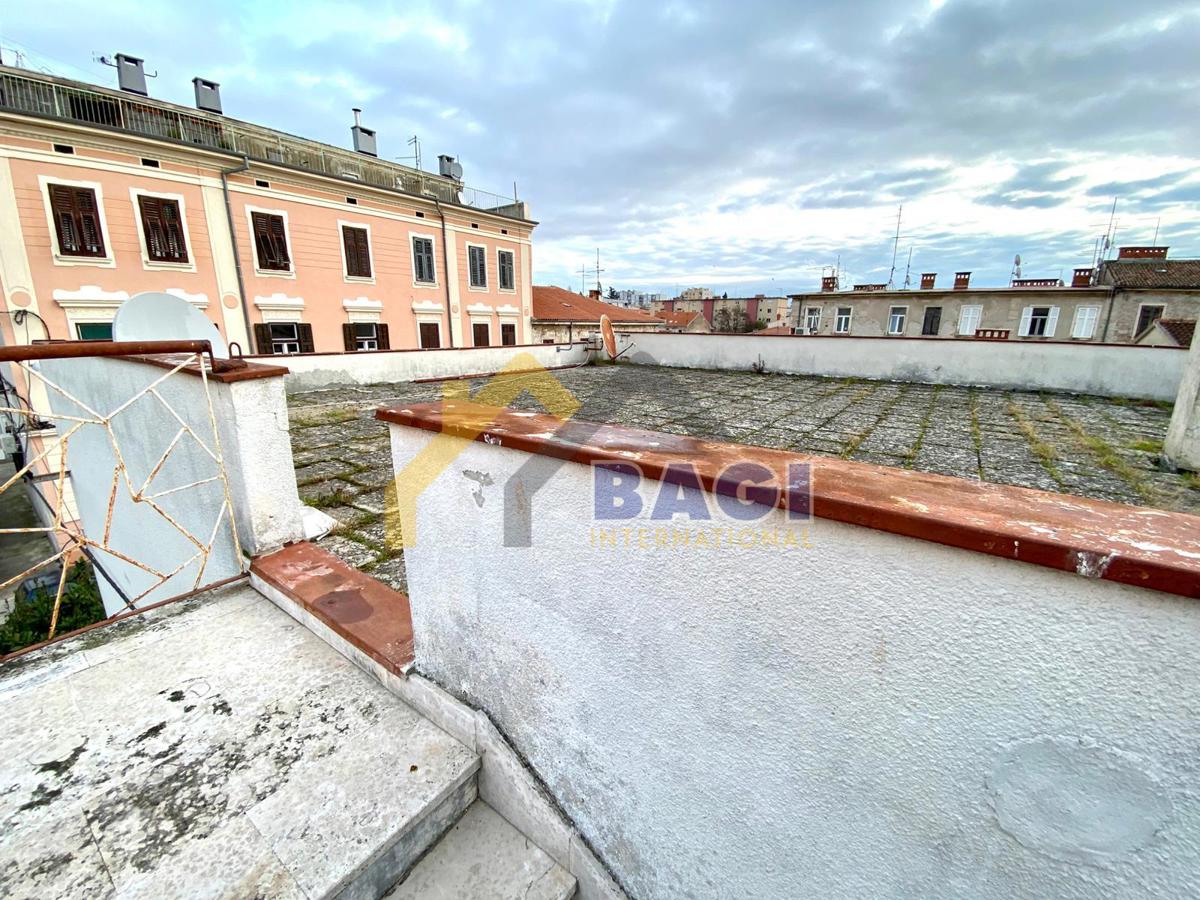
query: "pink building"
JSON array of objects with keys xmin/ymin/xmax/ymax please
[{"xmin": 0, "ymin": 59, "xmax": 535, "ymax": 357}]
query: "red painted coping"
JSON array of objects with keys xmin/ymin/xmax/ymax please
[
  {"xmin": 131, "ymin": 353, "xmax": 291, "ymax": 383},
  {"xmin": 376, "ymin": 400, "xmax": 1200, "ymax": 599},
  {"xmin": 251, "ymin": 542, "xmax": 414, "ymax": 674}
]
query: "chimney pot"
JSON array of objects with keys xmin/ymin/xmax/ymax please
[
  {"xmin": 954, "ymin": 271, "xmax": 971, "ymax": 290},
  {"xmin": 1071, "ymin": 267, "xmax": 1094, "ymax": 288},
  {"xmin": 920, "ymin": 273, "xmax": 936, "ymax": 290},
  {"xmin": 115, "ymin": 53, "xmax": 148, "ymax": 96},
  {"xmin": 821, "ymin": 275, "xmax": 839, "ymax": 292},
  {"xmin": 1117, "ymin": 246, "xmax": 1168, "ymax": 259},
  {"xmin": 350, "ymin": 110, "xmax": 377, "ymax": 157},
  {"xmin": 192, "ymin": 77, "xmax": 222, "ymax": 114}
]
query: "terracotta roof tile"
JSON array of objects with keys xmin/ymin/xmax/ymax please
[
  {"xmin": 532, "ymin": 285, "xmax": 663, "ymax": 324},
  {"xmin": 1157, "ymin": 319, "xmax": 1196, "ymax": 346},
  {"xmin": 659, "ymin": 310, "xmax": 702, "ymax": 327},
  {"xmin": 1100, "ymin": 260, "xmax": 1200, "ymax": 289}
]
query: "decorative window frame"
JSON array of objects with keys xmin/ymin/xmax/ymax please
[
  {"xmin": 53, "ymin": 286, "xmax": 128, "ymax": 337},
  {"xmin": 343, "ymin": 296, "xmax": 383, "ymax": 324},
  {"xmin": 466, "ymin": 241, "xmax": 489, "ymax": 292},
  {"xmin": 253, "ymin": 292, "xmax": 305, "ymax": 324},
  {"xmin": 416, "ymin": 318, "xmax": 443, "ymax": 349},
  {"xmin": 39, "ymin": 175, "xmax": 116, "ymax": 268},
  {"xmin": 128, "ymin": 187, "xmax": 196, "ymax": 272},
  {"xmin": 245, "ymin": 205, "xmax": 296, "ymax": 279},
  {"xmin": 409, "ymin": 231, "xmax": 439, "ymax": 288},
  {"xmin": 338, "ymin": 219, "xmax": 375, "ymax": 285},
  {"xmin": 496, "ymin": 247, "xmax": 517, "ymax": 294}
]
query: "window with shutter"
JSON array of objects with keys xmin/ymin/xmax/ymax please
[
  {"xmin": 468, "ymin": 245, "xmax": 487, "ymax": 288},
  {"xmin": 412, "ymin": 237, "xmax": 436, "ymax": 284},
  {"xmin": 137, "ymin": 195, "xmax": 189, "ymax": 263},
  {"xmin": 958, "ymin": 305, "xmax": 983, "ymax": 336},
  {"xmin": 501, "ymin": 323, "xmax": 517, "ymax": 346},
  {"xmin": 48, "ymin": 184, "xmax": 106, "ymax": 258},
  {"xmin": 342, "ymin": 225, "xmax": 372, "ymax": 278},
  {"xmin": 251, "ymin": 212, "xmax": 291, "ymax": 271},
  {"xmin": 472, "ymin": 322, "xmax": 490, "ymax": 347},
  {"xmin": 1071, "ymin": 306, "xmax": 1100, "ymax": 339},
  {"xmin": 498, "ymin": 250, "xmax": 515, "ymax": 291},
  {"xmin": 419, "ymin": 322, "xmax": 441, "ymax": 348}
]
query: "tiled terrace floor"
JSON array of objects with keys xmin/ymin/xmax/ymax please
[{"xmin": 287, "ymin": 365, "xmax": 1200, "ymax": 590}]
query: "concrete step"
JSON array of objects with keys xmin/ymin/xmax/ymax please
[{"xmin": 385, "ymin": 801, "xmax": 577, "ymax": 900}]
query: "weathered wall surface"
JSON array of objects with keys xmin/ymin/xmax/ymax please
[
  {"xmin": 258, "ymin": 342, "xmax": 590, "ymax": 391},
  {"xmin": 619, "ymin": 332, "xmax": 1185, "ymax": 400},
  {"xmin": 389, "ymin": 423, "xmax": 1200, "ymax": 900},
  {"xmin": 1165, "ymin": 324, "xmax": 1200, "ymax": 469}
]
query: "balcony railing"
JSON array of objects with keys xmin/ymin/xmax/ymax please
[{"xmin": 0, "ymin": 66, "xmax": 525, "ymax": 218}]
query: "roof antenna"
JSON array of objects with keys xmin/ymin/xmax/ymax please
[
  {"xmin": 902, "ymin": 246, "xmax": 913, "ymax": 289},
  {"xmin": 886, "ymin": 204, "xmax": 902, "ymax": 290}
]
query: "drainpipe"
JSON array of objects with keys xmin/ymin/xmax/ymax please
[
  {"xmin": 433, "ymin": 198, "xmax": 456, "ymax": 348},
  {"xmin": 1100, "ymin": 286, "xmax": 1118, "ymax": 343},
  {"xmin": 220, "ymin": 155, "xmax": 254, "ymax": 353}
]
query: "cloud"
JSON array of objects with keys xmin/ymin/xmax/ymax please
[{"xmin": 5, "ymin": 0, "xmax": 1197, "ymax": 294}]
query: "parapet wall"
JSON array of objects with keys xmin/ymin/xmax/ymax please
[
  {"xmin": 617, "ymin": 332, "xmax": 1186, "ymax": 400},
  {"xmin": 379, "ymin": 400, "xmax": 1200, "ymax": 899},
  {"xmin": 249, "ymin": 342, "xmax": 591, "ymax": 391}
]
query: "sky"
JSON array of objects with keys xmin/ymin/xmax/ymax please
[{"xmin": 3, "ymin": 0, "xmax": 1198, "ymax": 295}]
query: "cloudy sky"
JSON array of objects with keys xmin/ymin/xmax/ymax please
[{"xmin": 5, "ymin": 0, "xmax": 1198, "ymax": 294}]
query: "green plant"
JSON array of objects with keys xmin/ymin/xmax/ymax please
[
  {"xmin": 1130, "ymin": 438, "xmax": 1163, "ymax": 454},
  {"xmin": 0, "ymin": 560, "xmax": 105, "ymax": 654}
]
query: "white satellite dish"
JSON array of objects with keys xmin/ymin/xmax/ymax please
[{"xmin": 113, "ymin": 291, "xmax": 229, "ymax": 359}]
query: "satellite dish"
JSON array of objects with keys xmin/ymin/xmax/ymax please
[
  {"xmin": 599, "ymin": 314, "xmax": 617, "ymax": 359},
  {"xmin": 113, "ymin": 291, "xmax": 229, "ymax": 359}
]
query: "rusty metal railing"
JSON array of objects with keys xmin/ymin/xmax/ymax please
[{"xmin": 0, "ymin": 340, "xmax": 244, "ymax": 639}]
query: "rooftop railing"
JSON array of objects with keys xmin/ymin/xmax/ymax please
[{"xmin": 0, "ymin": 66, "xmax": 524, "ymax": 218}]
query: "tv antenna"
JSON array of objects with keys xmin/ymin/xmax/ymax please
[
  {"xmin": 396, "ymin": 135, "xmax": 422, "ymax": 170},
  {"xmin": 902, "ymin": 246, "xmax": 913, "ymax": 289},
  {"xmin": 886, "ymin": 205, "xmax": 903, "ymax": 289},
  {"xmin": 592, "ymin": 248, "xmax": 605, "ymax": 295},
  {"xmin": 1011, "ymin": 253, "xmax": 1022, "ymax": 281}
]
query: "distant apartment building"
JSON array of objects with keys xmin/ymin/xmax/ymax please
[
  {"xmin": 606, "ymin": 289, "xmax": 662, "ymax": 309},
  {"xmin": 0, "ymin": 59, "xmax": 534, "ymax": 357},
  {"xmin": 679, "ymin": 287, "xmax": 714, "ymax": 301},
  {"xmin": 787, "ymin": 250, "xmax": 1200, "ymax": 344},
  {"xmin": 531, "ymin": 285, "xmax": 663, "ymax": 342},
  {"xmin": 654, "ymin": 294, "xmax": 788, "ymax": 331},
  {"xmin": 658, "ymin": 309, "xmax": 711, "ymax": 333}
]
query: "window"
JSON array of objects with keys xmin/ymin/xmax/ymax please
[
  {"xmin": 342, "ymin": 322, "xmax": 389, "ymax": 351},
  {"xmin": 251, "ymin": 211, "xmax": 291, "ymax": 271},
  {"xmin": 1020, "ymin": 306, "xmax": 1059, "ymax": 337},
  {"xmin": 472, "ymin": 322, "xmax": 491, "ymax": 346},
  {"xmin": 412, "ymin": 237, "xmax": 436, "ymax": 284},
  {"xmin": 887, "ymin": 306, "xmax": 907, "ymax": 335},
  {"xmin": 254, "ymin": 322, "xmax": 313, "ymax": 355},
  {"xmin": 341, "ymin": 225, "xmax": 372, "ymax": 279},
  {"xmin": 498, "ymin": 250, "xmax": 515, "ymax": 291},
  {"xmin": 1136, "ymin": 305, "xmax": 1165, "ymax": 337},
  {"xmin": 255, "ymin": 179, "xmax": 270, "ymax": 188},
  {"xmin": 419, "ymin": 322, "xmax": 441, "ymax": 349},
  {"xmin": 835, "ymin": 307, "xmax": 852, "ymax": 334},
  {"xmin": 48, "ymin": 184, "xmax": 105, "ymax": 258},
  {"xmin": 141, "ymin": 158, "xmax": 160, "ymax": 168},
  {"xmin": 137, "ymin": 195, "xmax": 189, "ymax": 263},
  {"xmin": 921, "ymin": 306, "xmax": 942, "ymax": 336},
  {"xmin": 76, "ymin": 322, "xmax": 113, "ymax": 341},
  {"xmin": 958, "ymin": 305, "xmax": 982, "ymax": 336},
  {"xmin": 1071, "ymin": 306, "xmax": 1100, "ymax": 340},
  {"xmin": 805, "ymin": 307, "xmax": 821, "ymax": 333},
  {"xmin": 53, "ymin": 144, "xmax": 75, "ymax": 154},
  {"xmin": 468, "ymin": 245, "xmax": 487, "ymax": 289},
  {"xmin": 501, "ymin": 322, "xmax": 517, "ymax": 346}
]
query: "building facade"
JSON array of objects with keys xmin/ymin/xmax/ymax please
[
  {"xmin": 787, "ymin": 254, "xmax": 1200, "ymax": 344},
  {"xmin": 654, "ymin": 294, "xmax": 788, "ymax": 331},
  {"xmin": 0, "ymin": 62, "xmax": 535, "ymax": 358}
]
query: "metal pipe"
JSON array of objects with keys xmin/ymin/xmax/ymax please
[
  {"xmin": 433, "ymin": 198, "xmax": 456, "ymax": 348},
  {"xmin": 220, "ymin": 155, "xmax": 254, "ymax": 352},
  {"xmin": 0, "ymin": 339, "xmax": 213, "ymax": 364}
]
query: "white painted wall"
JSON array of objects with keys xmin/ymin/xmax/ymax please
[
  {"xmin": 1165, "ymin": 325, "xmax": 1200, "ymax": 469},
  {"xmin": 619, "ymin": 332, "xmax": 1187, "ymax": 400},
  {"xmin": 388, "ymin": 422, "xmax": 1200, "ymax": 900},
  {"xmin": 37, "ymin": 357, "xmax": 305, "ymax": 614},
  {"xmin": 253, "ymin": 343, "xmax": 591, "ymax": 391}
]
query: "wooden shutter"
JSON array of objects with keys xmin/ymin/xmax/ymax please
[
  {"xmin": 138, "ymin": 196, "xmax": 189, "ymax": 263},
  {"xmin": 343, "ymin": 226, "xmax": 371, "ymax": 278},
  {"xmin": 469, "ymin": 246, "xmax": 486, "ymax": 287},
  {"xmin": 376, "ymin": 323, "xmax": 390, "ymax": 350},
  {"xmin": 499, "ymin": 251, "xmax": 514, "ymax": 290},
  {"xmin": 253, "ymin": 323, "xmax": 273, "ymax": 354},
  {"xmin": 49, "ymin": 185, "xmax": 105, "ymax": 257},
  {"xmin": 298, "ymin": 323, "xmax": 315, "ymax": 353},
  {"xmin": 252, "ymin": 212, "xmax": 290, "ymax": 270},
  {"xmin": 1019, "ymin": 307, "xmax": 1033, "ymax": 337},
  {"xmin": 342, "ymin": 323, "xmax": 356, "ymax": 351},
  {"xmin": 1045, "ymin": 307, "xmax": 1060, "ymax": 338}
]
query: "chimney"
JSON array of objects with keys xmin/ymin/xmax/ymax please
[
  {"xmin": 1072, "ymin": 267, "xmax": 1094, "ymax": 288},
  {"xmin": 192, "ymin": 77, "xmax": 222, "ymax": 114},
  {"xmin": 821, "ymin": 275, "xmax": 839, "ymax": 292},
  {"xmin": 588, "ymin": 289, "xmax": 601, "ymax": 301},
  {"xmin": 438, "ymin": 154, "xmax": 464, "ymax": 180},
  {"xmin": 1117, "ymin": 246, "xmax": 1168, "ymax": 259},
  {"xmin": 350, "ymin": 109, "xmax": 377, "ymax": 157},
  {"xmin": 953, "ymin": 271, "xmax": 971, "ymax": 290},
  {"xmin": 920, "ymin": 273, "xmax": 936, "ymax": 290},
  {"xmin": 115, "ymin": 53, "xmax": 148, "ymax": 96}
]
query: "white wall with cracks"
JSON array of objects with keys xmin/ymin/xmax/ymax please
[
  {"xmin": 386, "ymin": 421, "xmax": 1200, "ymax": 900},
  {"xmin": 618, "ymin": 332, "xmax": 1187, "ymax": 401}
]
